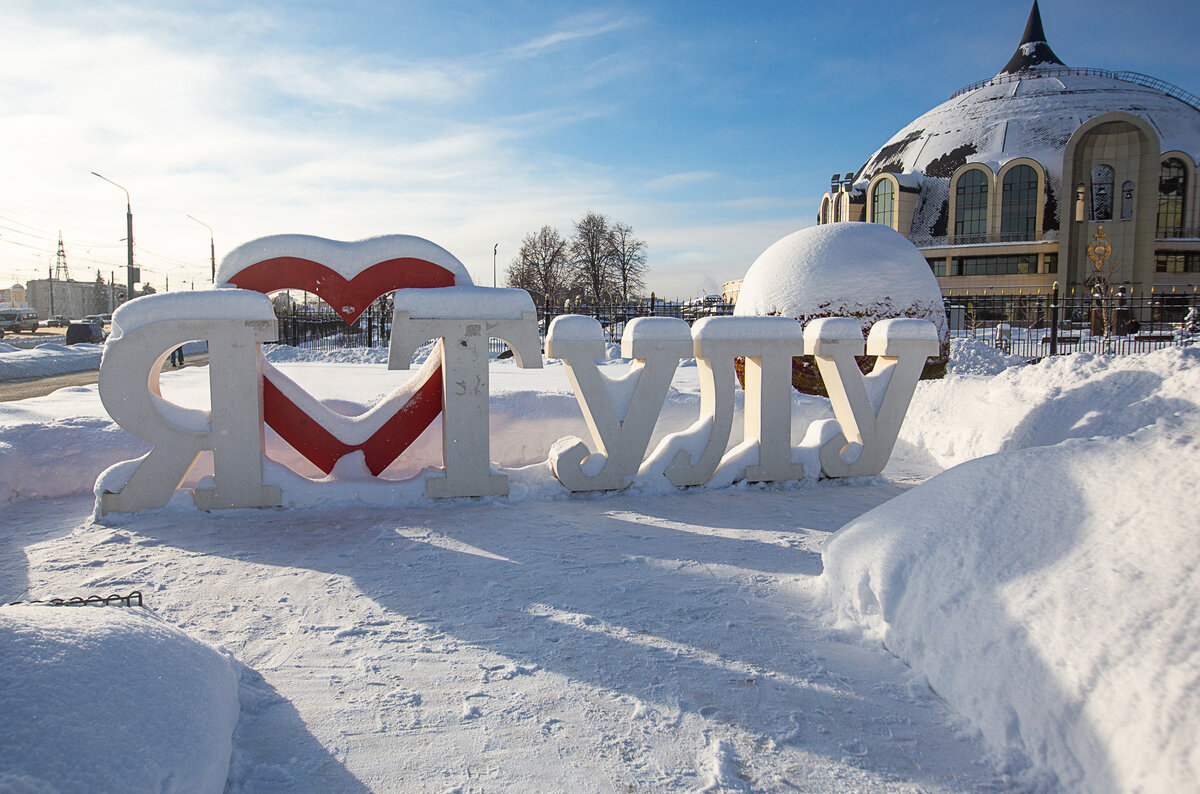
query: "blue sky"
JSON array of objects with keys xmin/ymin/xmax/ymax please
[{"xmin": 3, "ymin": 0, "xmax": 1198, "ymax": 298}]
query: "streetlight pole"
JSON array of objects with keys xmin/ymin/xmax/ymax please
[
  {"xmin": 187, "ymin": 215, "xmax": 216, "ymax": 283},
  {"xmin": 493, "ymin": 243, "xmax": 498, "ymax": 288},
  {"xmin": 91, "ymin": 172, "xmax": 135, "ymax": 304}
]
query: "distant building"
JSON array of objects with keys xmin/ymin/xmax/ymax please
[
  {"xmin": 0, "ymin": 283, "xmax": 28, "ymax": 308},
  {"xmin": 814, "ymin": 1, "xmax": 1200, "ymax": 302},
  {"xmin": 24, "ymin": 279, "xmax": 111, "ymax": 320}
]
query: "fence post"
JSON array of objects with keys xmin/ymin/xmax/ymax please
[{"xmin": 1050, "ymin": 280, "xmax": 1059, "ymax": 357}]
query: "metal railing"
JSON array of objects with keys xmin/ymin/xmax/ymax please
[
  {"xmin": 269, "ymin": 295, "xmax": 737, "ymax": 356},
  {"xmin": 948, "ymin": 291, "xmax": 1199, "ymax": 359},
  {"xmin": 915, "ymin": 230, "xmax": 1059, "ymax": 248},
  {"xmin": 1157, "ymin": 228, "xmax": 1200, "ymax": 241},
  {"xmin": 950, "ymin": 67, "xmax": 1200, "ymax": 114}
]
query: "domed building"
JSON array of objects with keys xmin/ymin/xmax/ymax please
[{"xmin": 819, "ymin": 1, "xmax": 1200, "ymax": 304}]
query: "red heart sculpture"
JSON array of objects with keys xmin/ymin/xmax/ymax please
[
  {"xmin": 228, "ymin": 256, "xmax": 455, "ymax": 324},
  {"xmin": 226, "ymin": 253, "xmax": 458, "ymax": 476}
]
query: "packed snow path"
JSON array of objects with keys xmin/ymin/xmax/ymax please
[{"xmin": 8, "ymin": 487, "xmax": 1008, "ymax": 792}]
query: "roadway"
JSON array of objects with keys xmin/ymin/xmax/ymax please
[{"xmin": 1, "ymin": 325, "xmax": 209, "ymax": 401}]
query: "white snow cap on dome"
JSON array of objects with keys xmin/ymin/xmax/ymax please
[{"xmin": 734, "ymin": 223, "xmax": 947, "ymax": 343}]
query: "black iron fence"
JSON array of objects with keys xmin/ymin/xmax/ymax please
[
  {"xmin": 947, "ymin": 290, "xmax": 1199, "ymax": 359},
  {"xmin": 273, "ymin": 297, "xmax": 394, "ymax": 352},
  {"xmin": 270, "ymin": 294, "xmax": 736, "ymax": 356},
  {"xmin": 268, "ymin": 290, "xmax": 1198, "ymax": 362}
]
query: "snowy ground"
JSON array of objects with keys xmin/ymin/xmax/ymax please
[{"xmin": 2, "ymin": 339, "xmax": 1198, "ymax": 792}]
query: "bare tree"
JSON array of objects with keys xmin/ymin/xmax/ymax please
[
  {"xmin": 506, "ymin": 226, "xmax": 571, "ymax": 303},
  {"xmin": 511, "ymin": 213, "xmax": 650, "ymax": 306},
  {"xmin": 607, "ymin": 221, "xmax": 647, "ymax": 302},
  {"xmin": 570, "ymin": 212, "xmax": 614, "ymax": 303}
]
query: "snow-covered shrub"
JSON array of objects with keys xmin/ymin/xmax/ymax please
[{"xmin": 734, "ymin": 223, "xmax": 949, "ymax": 395}]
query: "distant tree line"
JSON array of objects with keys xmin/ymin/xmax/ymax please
[{"xmin": 505, "ymin": 212, "xmax": 648, "ymax": 305}]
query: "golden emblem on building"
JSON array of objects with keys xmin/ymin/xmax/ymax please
[{"xmin": 1087, "ymin": 225, "xmax": 1112, "ymax": 270}]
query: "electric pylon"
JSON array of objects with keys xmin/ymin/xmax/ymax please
[{"xmin": 54, "ymin": 232, "xmax": 71, "ymax": 282}]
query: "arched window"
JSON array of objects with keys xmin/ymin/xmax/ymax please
[
  {"xmin": 871, "ymin": 180, "xmax": 895, "ymax": 227},
  {"xmin": 1158, "ymin": 159, "xmax": 1186, "ymax": 237},
  {"xmin": 954, "ymin": 169, "xmax": 988, "ymax": 238},
  {"xmin": 832, "ymin": 196, "xmax": 842, "ymax": 222},
  {"xmin": 1001, "ymin": 165, "xmax": 1038, "ymax": 240},
  {"xmin": 819, "ymin": 197, "xmax": 830, "ymax": 225},
  {"xmin": 1120, "ymin": 181, "xmax": 1135, "ymax": 221},
  {"xmin": 1090, "ymin": 164, "xmax": 1113, "ymax": 221}
]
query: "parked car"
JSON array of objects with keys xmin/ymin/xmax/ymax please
[
  {"xmin": 46, "ymin": 314, "xmax": 70, "ymax": 327},
  {"xmin": 0, "ymin": 308, "xmax": 40, "ymax": 334},
  {"xmin": 82, "ymin": 314, "xmax": 105, "ymax": 325},
  {"xmin": 65, "ymin": 322, "xmax": 106, "ymax": 345}
]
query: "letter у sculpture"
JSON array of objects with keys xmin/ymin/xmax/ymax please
[
  {"xmin": 389, "ymin": 286, "xmax": 542, "ymax": 498},
  {"xmin": 97, "ymin": 290, "xmax": 281, "ymax": 514},
  {"xmin": 806, "ymin": 317, "xmax": 940, "ymax": 477},
  {"xmin": 547, "ymin": 316, "xmax": 692, "ymax": 491}
]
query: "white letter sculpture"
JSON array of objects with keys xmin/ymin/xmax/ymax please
[
  {"xmin": 98, "ymin": 290, "xmax": 281, "ymax": 513},
  {"xmin": 664, "ymin": 316, "xmax": 807, "ymax": 487},
  {"xmin": 805, "ymin": 317, "xmax": 939, "ymax": 478},
  {"xmin": 389, "ymin": 286, "xmax": 542, "ymax": 498},
  {"xmin": 547, "ymin": 316, "xmax": 692, "ymax": 491}
]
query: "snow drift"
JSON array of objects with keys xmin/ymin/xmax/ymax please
[
  {"xmin": 825, "ymin": 345, "xmax": 1200, "ymax": 791},
  {"xmin": 0, "ymin": 604, "xmax": 240, "ymax": 792}
]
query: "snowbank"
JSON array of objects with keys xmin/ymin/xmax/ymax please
[
  {"xmin": 894, "ymin": 345, "xmax": 1200, "ymax": 470},
  {"xmin": 0, "ymin": 604, "xmax": 240, "ymax": 792},
  {"xmin": 824, "ymin": 346, "xmax": 1200, "ymax": 790},
  {"xmin": 0, "ymin": 343, "xmax": 104, "ymax": 380}
]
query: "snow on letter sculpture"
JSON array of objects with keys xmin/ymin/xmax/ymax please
[
  {"xmin": 546, "ymin": 316, "xmax": 692, "ymax": 491},
  {"xmin": 96, "ymin": 290, "xmax": 281, "ymax": 514},
  {"xmin": 806, "ymin": 317, "xmax": 940, "ymax": 477},
  {"xmin": 388, "ymin": 286, "xmax": 542, "ymax": 498}
]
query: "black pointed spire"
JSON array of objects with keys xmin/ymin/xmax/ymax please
[{"xmin": 999, "ymin": 1, "xmax": 1066, "ymax": 75}]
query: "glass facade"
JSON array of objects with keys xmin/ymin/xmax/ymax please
[
  {"xmin": 951, "ymin": 254, "xmax": 1038, "ymax": 276},
  {"xmin": 1090, "ymin": 164, "xmax": 1114, "ymax": 221},
  {"xmin": 872, "ymin": 180, "xmax": 895, "ymax": 227},
  {"xmin": 954, "ymin": 169, "xmax": 989, "ymax": 237},
  {"xmin": 1001, "ymin": 165, "xmax": 1038, "ymax": 240},
  {"xmin": 927, "ymin": 257, "xmax": 946, "ymax": 276},
  {"xmin": 1155, "ymin": 251, "xmax": 1200, "ymax": 273},
  {"xmin": 1157, "ymin": 159, "xmax": 1187, "ymax": 237}
]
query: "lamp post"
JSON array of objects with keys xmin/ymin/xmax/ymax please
[
  {"xmin": 91, "ymin": 172, "xmax": 135, "ymax": 304},
  {"xmin": 493, "ymin": 243, "xmax": 498, "ymax": 288},
  {"xmin": 187, "ymin": 215, "xmax": 216, "ymax": 283}
]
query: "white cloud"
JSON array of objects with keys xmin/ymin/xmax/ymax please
[
  {"xmin": 645, "ymin": 171, "xmax": 721, "ymax": 191},
  {"xmin": 0, "ymin": 5, "xmax": 812, "ymax": 298},
  {"xmin": 508, "ymin": 15, "xmax": 636, "ymax": 59}
]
